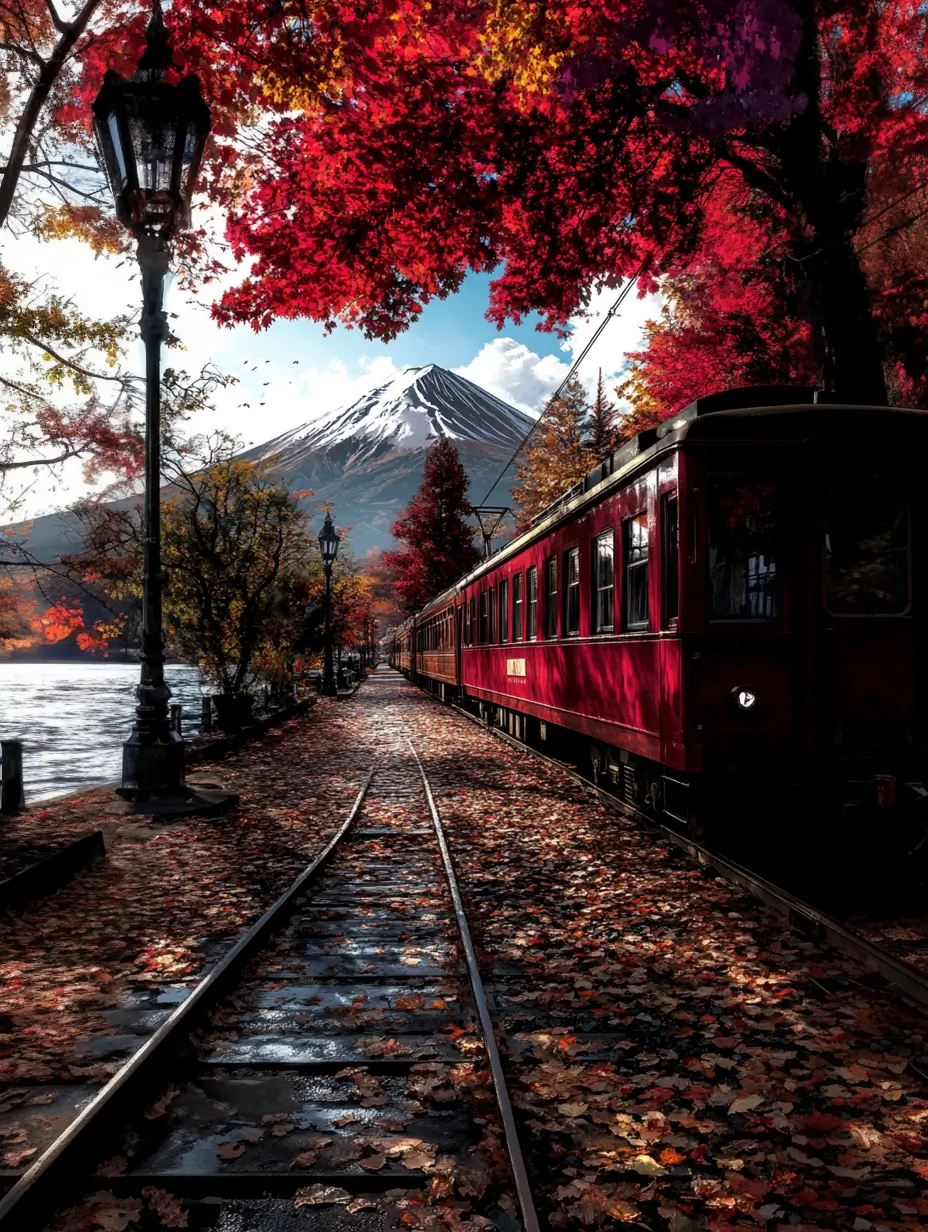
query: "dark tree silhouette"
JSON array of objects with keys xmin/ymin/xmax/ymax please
[
  {"xmin": 384, "ymin": 439, "xmax": 480, "ymax": 614},
  {"xmin": 588, "ymin": 369, "xmax": 619, "ymax": 464}
]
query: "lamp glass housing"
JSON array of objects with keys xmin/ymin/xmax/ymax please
[
  {"xmin": 318, "ymin": 514, "xmax": 340, "ymax": 566},
  {"xmin": 92, "ymin": 12, "xmax": 210, "ymax": 239}
]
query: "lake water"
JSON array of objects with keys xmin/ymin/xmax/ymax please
[{"xmin": 0, "ymin": 661, "xmax": 206, "ymax": 802}]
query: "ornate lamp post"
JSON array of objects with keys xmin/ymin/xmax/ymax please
[
  {"xmin": 318, "ymin": 511, "xmax": 340, "ymax": 696},
  {"xmin": 94, "ymin": 2, "xmax": 230, "ymax": 814}
]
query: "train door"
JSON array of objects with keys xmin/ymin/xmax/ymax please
[
  {"xmin": 689, "ymin": 464, "xmax": 803, "ymax": 779},
  {"xmin": 818, "ymin": 467, "xmax": 917, "ymax": 777}
]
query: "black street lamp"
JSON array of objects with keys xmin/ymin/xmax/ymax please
[
  {"xmin": 94, "ymin": 1, "xmax": 231, "ymax": 815},
  {"xmin": 318, "ymin": 511, "xmax": 340, "ymax": 696}
]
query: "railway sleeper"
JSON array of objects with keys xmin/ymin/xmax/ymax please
[{"xmin": 0, "ymin": 749, "xmax": 543, "ymax": 1232}]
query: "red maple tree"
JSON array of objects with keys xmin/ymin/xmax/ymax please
[
  {"xmin": 134, "ymin": 0, "xmax": 924, "ymax": 406},
  {"xmin": 384, "ymin": 439, "xmax": 480, "ymax": 614},
  {"xmin": 46, "ymin": 3, "xmax": 928, "ymax": 413}
]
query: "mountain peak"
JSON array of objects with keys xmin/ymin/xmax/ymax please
[{"xmin": 253, "ymin": 364, "xmax": 534, "ymax": 468}]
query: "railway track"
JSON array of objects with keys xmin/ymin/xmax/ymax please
[
  {"xmin": 450, "ymin": 700, "xmax": 928, "ymax": 1016},
  {"xmin": 0, "ymin": 744, "xmax": 539, "ymax": 1232}
]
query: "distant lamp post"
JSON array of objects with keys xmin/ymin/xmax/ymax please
[
  {"xmin": 94, "ymin": 1, "xmax": 230, "ymax": 815},
  {"xmin": 318, "ymin": 511, "xmax": 340, "ymax": 696},
  {"xmin": 472, "ymin": 506, "xmax": 511, "ymax": 559}
]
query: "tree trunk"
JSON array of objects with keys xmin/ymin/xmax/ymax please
[
  {"xmin": 801, "ymin": 222, "xmax": 888, "ymax": 404},
  {"xmin": 775, "ymin": 0, "xmax": 888, "ymax": 405},
  {"xmin": 0, "ymin": 0, "xmax": 103, "ymax": 232}
]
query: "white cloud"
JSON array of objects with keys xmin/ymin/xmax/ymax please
[
  {"xmin": 453, "ymin": 339, "xmax": 564, "ymax": 416},
  {"xmin": 454, "ymin": 284, "xmax": 662, "ymax": 418}
]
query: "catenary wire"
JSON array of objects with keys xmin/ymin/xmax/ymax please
[{"xmin": 478, "ymin": 267, "xmax": 643, "ymax": 505}]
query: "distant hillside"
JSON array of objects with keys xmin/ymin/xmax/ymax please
[{"xmin": 9, "ymin": 365, "xmax": 533, "ymax": 562}]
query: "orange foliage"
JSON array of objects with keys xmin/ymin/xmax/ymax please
[{"xmin": 31, "ymin": 600, "xmax": 85, "ymax": 644}]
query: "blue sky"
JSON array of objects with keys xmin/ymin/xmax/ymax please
[
  {"xmin": 256, "ymin": 271, "xmax": 566, "ymax": 371},
  {"xmin": 3, "ymin": 226, "xmax": 662, "ymax": 513}
]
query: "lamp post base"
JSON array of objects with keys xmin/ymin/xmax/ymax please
[
  {"xmin": 117, "ymin": 732, "xmax": 239, "ymax": 817},
  {"xmin": 123, "ymin": 787, "xmax": 240, "ymax": 818}
]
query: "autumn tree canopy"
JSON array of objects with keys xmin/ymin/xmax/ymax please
[
  {"xmin": 13, "ymin": 0, "xmax": 928, "ymax": 428},
  {"xmin": 107, "ymin": 0, "xmax": 916, "ymax": 408}
]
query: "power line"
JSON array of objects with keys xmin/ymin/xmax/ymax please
[
  {"xmin": 796, "ymin": 178, "xmax": 928, "ymax": 266},
  {"xmin": 479, "ymin": 269, "xmax": 642, "ymax": 505}
]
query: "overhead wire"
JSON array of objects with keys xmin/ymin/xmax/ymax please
[
  {"xmin": 478, "ymin": 266, "xmax": 643, "ymax": 505},
  {"xmin": 795, "ymin": 177, "xmax": 928, "ymax": 266}
]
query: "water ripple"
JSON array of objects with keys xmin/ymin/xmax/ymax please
[{"xmin": 0, "ymin": 661, "xmax": 205, "ymax": 802}]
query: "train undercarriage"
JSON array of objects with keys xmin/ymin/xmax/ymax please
[{"xmin": 424, "ymin": 677, "xmax": 928, "ymax": 899}]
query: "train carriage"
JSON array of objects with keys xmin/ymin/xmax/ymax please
[
  {"xmin": 400, "ymin": 387, "xmax": 928, "ymax": 853},
  {"xmin": 414, "ymin": 596, "xmax": 460, "ymax": 698},
  {"xmin": 390, "ymin": 618, "xmax": 416, "ymax": 677}
]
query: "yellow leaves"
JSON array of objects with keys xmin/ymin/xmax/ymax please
[
  {"xmin": 477, "ymin": 0, "xmax": 570, "ymax": 94},
  {"xmin": 32, "ymin": 205, "xmax": 125, "ymax": 256}
]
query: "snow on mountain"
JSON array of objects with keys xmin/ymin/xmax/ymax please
[{"xmin": 252, "ymin": 364, "xmax": 534, "ymax": 467}]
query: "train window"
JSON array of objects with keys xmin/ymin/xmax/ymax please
[
  {"xmin": 624, "ymin": 513, "xmax": 649, "ymax": 630},
  {"xmin": 824, "ymin": 491, "xmax": 910, "ymax": 615},
  {"xmin": 545, "ymin": 557, "xmax": 558, "ymax": 638},
  {"xmin": 479, "ymin": 591, "xmax": 489, "ymax": 643},
  {"xmin": 488, "ymin": 586, "xmax": 495, "ymax": 642},
  {"xmin": 592, "ymin": 530, "xmax": 614, "ymax": 632},
  {"xmin": 662, "ymin": 494, "xmax": 679, "ymax": 624},
  {"xmin": 563, "ymin": 547, "xmax": 580, "ymax": 636},
  {"xmin": 527, "ymin": 566, "xmax": 538, "ymax": 639},
  {"xmin": 499, "ymin": 579, "xmax": 509, "ymax": 643},
  {"xmin": 708, "ymin": 480, "xmax": 780, "ymax": 620},
  {"xmin": 513, "ymin": 573, "xmax": 524, "ymax": 641}
]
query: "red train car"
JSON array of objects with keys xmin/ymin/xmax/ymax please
[
  {"xmin": 401, "ymin": 387, "xmax": 928, "ymax": 850},
  {"xmin": 390, "ymin": 618, "xmax": 416, "ymax": 677},
  {"xmin": 414, "ymin": 597, "xmax": 459, "ymax": 699}
]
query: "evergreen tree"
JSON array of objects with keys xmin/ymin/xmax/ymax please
[
  {"xmin": 384, "ymin": 438, "xmax": 480, "ymax": 614},
  {"xmin": 511, "ymin": 374, "xmax": 592, "ymax": 528},
  {"xmin": 587, "ymin": 368, "xmax": 619, "ymax": 464}
]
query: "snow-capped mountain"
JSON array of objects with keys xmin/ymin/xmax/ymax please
[
  {"xmin": 238, "ymin": 365, "xmax": 535, "ymax": 555},
  {"xmin": 19, "ymin": 365, "xmax": 534, "ymax": 566},
  {"xmin": 251, "ymin": 365, "xmax": 534, "ymax": 469}
]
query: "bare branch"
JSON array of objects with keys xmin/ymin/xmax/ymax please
[
  {"xmin": 44, "ymin": 0, "xmax": 71, "ymax": 35},
  {"xmin": 0, "ymin": 0, "xmax": 104, "ymax": 231},
  {"xmin": 21, "ymin": 331, "xmax": 135, "ymax": 384}
]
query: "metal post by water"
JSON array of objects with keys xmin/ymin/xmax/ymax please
[
  {"xmin": 170, "ymin": 703, "xmax": 183, "ymax": 735},
  {"xmin": 0, "ymin": 740, "xmax": 25, "ymax": 814},
  {"xmin": 322, "ymin": 563, "xmax": 336, "ymax": 696},
  {"xmin": 200, "ymin": 697, "xmax": 213, "ymax": 733},
  {"xmin": 117, "ymin": 235, "xmax": 187, "ymax": 806}
]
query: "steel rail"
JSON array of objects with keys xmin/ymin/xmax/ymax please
[
  {"xmin": 408, "ymin": 739, "xmax": 541, "ymax": 1232},
  {"xmin": 446, "ymin": 700, "xmax": 928, "ymax": 1013},
  {"xmin": 0, "ymin": 766, "xmax": 376, "ymax": 1232}
]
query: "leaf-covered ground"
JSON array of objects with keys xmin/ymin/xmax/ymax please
[
  {"xmin": 0, "ymin": 695, "xmax": 381, "ymax": 1090},
  {"xmin": 400, "ymin": 684, "xmax": 928, "ymax": 1231},
  {"xmin": 5, "ymin": 669, "xmax": 928, "ymax": 1232}
]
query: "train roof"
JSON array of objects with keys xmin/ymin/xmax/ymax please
[{"xmin": 410, "ymin": 387, "xmax": 928, "ymax": 623}]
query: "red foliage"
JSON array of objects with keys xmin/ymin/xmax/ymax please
[
  {"xmin": 384, "ymin": 439, "xmax": 480, "ymax": 614},
  {"xmin": 620, "ymin": 176, "xmax": 818, "ymax": 417},
  {"xmin": 35, "ymin": 406, "xmax": 144, "ymax": 481},
  {"xmin": 31, "ymin": 601, "xmax": 84, "ymax": 644},
  {"xmin": 56, "ymin": 3, "xmax": 928, "ymax": 400}
]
